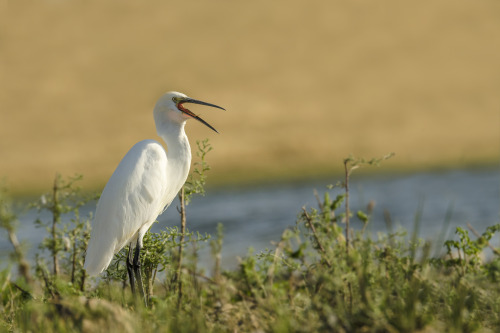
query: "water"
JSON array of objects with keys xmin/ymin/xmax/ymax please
[{"xmin": 1, "ymin": 168, "xmax": 499, "ymax": 270}]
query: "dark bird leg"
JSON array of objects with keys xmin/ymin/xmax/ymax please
[
  {"xmin": 127, "ymin": 243, "xmax": 135, "ymax": 295},
  {"xmin": 133, "ymin": 240, "xmax": 148, "ymax": 307}
]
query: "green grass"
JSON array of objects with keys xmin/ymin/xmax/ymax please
[{"xmin": 1, "ymin": 160, "xmax": 500, "ymax": 332}]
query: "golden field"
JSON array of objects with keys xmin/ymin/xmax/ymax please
[{"xmin": 1, "ymin": 0, "xmax": 499, "ymax": 193}]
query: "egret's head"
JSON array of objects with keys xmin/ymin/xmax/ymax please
[{"xmin": 154, "ymin": 91, "xmax": 224, "ymax": 133}]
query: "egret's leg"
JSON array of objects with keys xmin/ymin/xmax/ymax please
[
  {"xmin": 126, "ymin": 243, "xmax": 136, "ymax": 295},
  {"xmin": 133, "ymin": 240, "xmax": 148, "ymax": 307}
]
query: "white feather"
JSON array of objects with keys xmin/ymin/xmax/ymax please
[{"xmin": 84, "ymin": 140, "xmax": 168, "ymax": 276}]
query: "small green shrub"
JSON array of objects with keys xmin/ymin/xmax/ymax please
[{"xmin": 1, "ymin": 150, "xmax": 499, "ymax": 332}]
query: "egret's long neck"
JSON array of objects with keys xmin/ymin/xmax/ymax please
[{"xmin": 156, "ymin": 118, "xmax": 192, "ymax": 194}]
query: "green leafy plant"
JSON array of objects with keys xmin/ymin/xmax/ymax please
[
  {"xmin": 444, "ymin": 224, "xmax": 500, "ymax": 275},
  {"xmin": 2, "ymin": 152, "xmax": 500, "ymax": 332},
  {"xmin": 0, "ymin": 184, "xmax": 32, "ymax": 285},
  {"xmin": 32, "ymin": 174, "xmax": 94, "ymax": 294}
]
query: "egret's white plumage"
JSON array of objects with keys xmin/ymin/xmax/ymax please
[{"xmin": 84, "ymin": 91, "xmax": 223, "ymax": 277}]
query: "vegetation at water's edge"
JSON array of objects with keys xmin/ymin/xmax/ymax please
[{"xmin": 1, "ymin": 148, "xmax": 500, "ymax": 332}]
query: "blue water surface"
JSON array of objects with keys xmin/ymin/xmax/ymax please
[{"xmin": 1, "ymin": 168, "xmax": 499, "ymax": 270}]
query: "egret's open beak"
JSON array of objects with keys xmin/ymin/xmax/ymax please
[{"xmin": 177, "ymin": 98, "xmax": 225, "ymax": 133}]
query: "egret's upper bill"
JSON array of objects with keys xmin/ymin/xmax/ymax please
[{"xmin": 177, "ymin": 98, "xmax": 225, "ymax": 133}]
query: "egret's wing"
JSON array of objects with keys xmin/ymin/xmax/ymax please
[{"xmin": 84, "ymin": 140, "xmax": 168, "ymax": 276}]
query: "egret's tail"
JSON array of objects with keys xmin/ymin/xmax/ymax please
[{"xmin": 83, "ymin": 237, "xmax": 117, "ymax": 276}]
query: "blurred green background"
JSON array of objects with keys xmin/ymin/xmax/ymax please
[{"xmin": 1, "ymin": 0, "xmax": 499, "ymax": 193}]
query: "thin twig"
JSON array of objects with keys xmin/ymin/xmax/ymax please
[
  {"xmin": 176, "ymin": 187, "xmax": 186, "ymax": 308},
  {"xmin": 10, "ymin": 282, "xmax": 33, "ymax": 300},
  {"xmin": 344, "ymin": 160, "xmax": 351, "ymax": 255},
  {"xmin": 343, "ymin": 159, "xmax": 357, "ymax": 317},
  {"xmin": 71, "ymin": 233, "xmax": 77, "ymax": 284},
  {"xmin": 467, "ymin": 222, "xmax": 500, "ymax": 256},
  {"xmin": 267, "ymin": 240, "xmax": 284, "ymax": 284},
  {"xmin": 51, "ymin": 176, "xmax": 60, "ymax": 277},
  {"xmin": 39, "ymin": 262, "xmax": 57, "ymax": 298},
  {"xmin": 7, "ymin": 228, "xmax": 33, "ymax": 284},
  {"xmin": 80, "ymin": 267, "xmax": 86, "ymax": 292},
  {"xmin": 185, "ymin": 267, "xmax": 216, "ymax": 284},
  {"xmin": 302, "ymin": 207, "xmax": 332, "ymax": 268},
  {"xmin": 313, "ymin": 189, "xmax": 323, "ymax": 211}
]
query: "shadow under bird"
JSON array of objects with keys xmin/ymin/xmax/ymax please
[{"xmin": 83, "ymin": 91, "xmax": 225, "ymax": 306}]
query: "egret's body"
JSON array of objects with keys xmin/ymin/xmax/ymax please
[{"xmin": 84, "ymin": 91, "xmax": 223, "ymax": 304}]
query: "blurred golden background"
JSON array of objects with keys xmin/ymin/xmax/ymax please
[{"xmin": 2, "ymin": 0, "xmax": 499, "ymax": 193}]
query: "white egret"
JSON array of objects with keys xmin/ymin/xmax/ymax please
[{"xmin": 83, "ymin": 91, "xmax": 224, "ymax": 305}]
